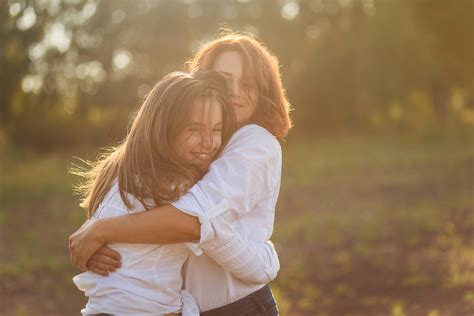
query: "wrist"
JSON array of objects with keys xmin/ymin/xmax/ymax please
[{"xmin": 91, "ymin": 218, "xmax": 107, "ymax": 243}]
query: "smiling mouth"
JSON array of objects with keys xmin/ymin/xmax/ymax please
[
  {"xmin": 232, "ymin": 103, "xmax": 245, "ymax": 108},
  {"xmin": 191, "ymin": 152, "xmax": 212, "ymax": 160}
]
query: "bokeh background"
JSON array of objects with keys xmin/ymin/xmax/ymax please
[{"xmin": 1, "ymin": 0, "xmax": 473, "ymax": 315}]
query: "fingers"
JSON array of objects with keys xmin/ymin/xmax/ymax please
[
  {"xmin": 88, "ymin": 258, "xmax": 117, "ymax": 273},
  {"xmin": 71, "ymin": 244, "xmax": 85, "ymax": 270},
  {"xmin": 69, "ymin": 234, "xmax": 82, "ymax": 269},
  {"xmin": 79, "ymin": 259, "xmax": 89, "ymax": 272},
  {"xmin": 92, "ymin": 253, "xmax": 121, "ymax": 268},
  {"xmin": 97, "ymin": 246, "xmax": 121, "ymax": 261},
  {"xmin": 69, "ymin": 239, "xmax": 79, "ymax": 268},
  {"xmin": 89, "ymin": 254, "xmax": 119, "ymax": 271},
  {"xmin": 86, "ymin": 263, "xmax": 109, "ymax": 277}
]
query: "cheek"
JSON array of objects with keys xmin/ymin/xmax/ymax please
[
  {"xmin": 250, "ymin": 91, "xmax": 258, "ymax": 108},
  {"xmin": 184, "ymin": 135, "xmax": 200, "ymax": 150},
  {"xmin": 175, "ymin": 144, "xmax": 188, "ymax": 161},
  {"xmin": 176, "ymin": 135, "xmax": 197, "ymax": 158},
  {"xmin": 213, "ymin": 134, "xmax": 222, "ymax": 151},
  {"xmin": 243, "ymin": 91, "xmax": 258, "ymax": 109}
]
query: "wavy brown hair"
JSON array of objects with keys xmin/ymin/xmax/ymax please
[
  {"xmin": 186, "ymin": 31, "xmax": 292, "ymax": 140},
  {"xmin": 74, "ymin": 71, "xmax": 235, "ymax": 218}
]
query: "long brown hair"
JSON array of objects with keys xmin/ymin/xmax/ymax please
[
  {"xmin": 74, "ymin": 71, "xmax": 235, "ymax": 218},
  {"xmin": 186, "ymin": 31, "xmax": 292, "ymax": 140}
]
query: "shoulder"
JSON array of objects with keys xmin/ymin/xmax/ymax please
[
  {"xmin": 223, "ymin": 124, "xmax": 281, "ymax": 156},
  {"xmin": 231, "ymin": 124, "xmax": 278, "ymax": 144}
]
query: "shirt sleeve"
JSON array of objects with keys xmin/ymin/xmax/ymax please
[
  {"xmin": 172, "ymin": 125, "xmax": 281, "ymax": 222},
  {"xmin": 197, "ymin": 211, "xmax": 280, "ymax": 284}
]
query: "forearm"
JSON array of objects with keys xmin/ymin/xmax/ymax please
[{"xmin": 95, "ymin": 204, "xmax": 200, "ymax": 244}]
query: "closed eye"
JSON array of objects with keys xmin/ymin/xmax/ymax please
[
  {"xmin": 212, "ymin": 121, "xmax": 222, "ymax": 133},
  {"xmin": 188, "ymin": 124, "xmax": 200, "ymax": 133}
]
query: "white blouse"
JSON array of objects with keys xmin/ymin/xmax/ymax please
[
  {"xmin": 73, "ymin": 183, "xmax": 200, "ymax": 316},
  {"xmin": 172, "ymin": 124, "xmax": 282, "ymax": 312}
]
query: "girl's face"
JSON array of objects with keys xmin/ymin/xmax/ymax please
[
  {"xmin": 213, "ymin": 50, "xmax": 257, "ymax": 126},
  {"xmin": 174, "ymin": 97, "xmax": 223, "ymax": 171}
]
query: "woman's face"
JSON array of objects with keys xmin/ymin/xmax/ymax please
[
  {"xmin": 174, "ymin": 97, "xmax": 223, "ymax": 171},
  {"xmin": 213, "ymin": 50, "xmax": 257, "ymax": 126}
]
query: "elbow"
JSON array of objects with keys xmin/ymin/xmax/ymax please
[
  {"xmin": 265, "ymin": 261, "xmax": 280, "ymax": 282},
  {"xmin": 265, "ymin": 241, "xmax": 280, "ymax": 282},
  {"xmin": 260, "ymin": 262, "xmax": 280, "ymax": 284},
  {"xmin": 239, "ymin": 271, "xmax": 276, "ymax": 285},
  {"xmin": 238, "ymin": 263, "xmax": 280, "ymax": 285}
]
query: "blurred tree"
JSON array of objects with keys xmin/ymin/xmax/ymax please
[
  {"xmin": 0, "ymin": 0, "xmax": 472, "ymax": 148},
  {"xmin": 1, "ymin": 0, "xmax": 105, "ymax": 147},
  {"xmin": 289, "ymin": 0, "xmax": 473, "ymax": 134},
  {"xmin": 0, "ymin": 0, "xmax": 44, "ymax": 125},
  {"xmin": 411, "ymin": 0, "xmax": 474, "ymax": 119}
]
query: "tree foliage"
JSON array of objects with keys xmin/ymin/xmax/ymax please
[{"xmin": 0, "ymin": 0, "xmax": 472, "ymax": 148}]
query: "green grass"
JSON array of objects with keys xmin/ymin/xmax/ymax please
[
  {"xmin": 0, "ymin": 132, "xmax": 473, "ymax": 315},
  {"xmin": 273, "ymin": 133, "xmax": 474, "ymax": 315},
  {"xmin": 0, "ymin": 148, "xmax": 87, "ymax": 315}
]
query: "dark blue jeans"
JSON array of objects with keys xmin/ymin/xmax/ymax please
[{"xmin": 201, "ymin": 285, "xmax": 279, "ymax": 316}]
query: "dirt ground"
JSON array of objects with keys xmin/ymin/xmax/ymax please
[{"xmin": 1, "ymin": 136, "xmax": 473, "ymax": 315}]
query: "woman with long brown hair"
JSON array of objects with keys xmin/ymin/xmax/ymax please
[
  {"xmin": 72, "ymin": 70, "xmax": 240, "ymax": 315},
  {"xmin": 70, "ymin": 31, "xmax": 292, "ymax": 315}
]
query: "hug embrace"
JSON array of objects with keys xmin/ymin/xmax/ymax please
[{"xmin": 68, "ymin": 31, "xmax": 292, "ymax": 316}]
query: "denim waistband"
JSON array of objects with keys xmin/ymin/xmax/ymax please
[{"xmin": 201, "ymin": 284, "xmax": 279, "ymax": 316}]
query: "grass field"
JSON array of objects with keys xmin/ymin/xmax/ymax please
[{"xmin": 1, "ymin": 131, "xmax": 473, "ymax": 315}]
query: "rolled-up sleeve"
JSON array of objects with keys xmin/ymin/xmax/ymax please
[{"xmin": 196, "ymin": 211, "xmax": 280, "ymax": 284}]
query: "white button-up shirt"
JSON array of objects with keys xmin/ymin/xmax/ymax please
[
  {"xmin": 172, "ymin": 124, "xmax": 282, "ymax": 312},
  {"xmin": 73, "ymin": 183, "xmax": 200, "ymax": 316}
]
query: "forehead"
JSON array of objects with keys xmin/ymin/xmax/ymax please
[
  {"xmin": 189, "ymin": 97, "xmax": 222, "ymax": 122},
  {"xmin": 212, "ymin": 50, "xmax": 243, "ymax": 78}
]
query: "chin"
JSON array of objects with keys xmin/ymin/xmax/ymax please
[
  {"xmin": 193, "ymin": 160, "xmax": 209, "ymax": 170},
  {"xmin": 198, "ymin": 165, "xmax": 210, "ymax": 172}
]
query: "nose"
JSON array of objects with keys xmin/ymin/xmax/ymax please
[{"xmin": 199, "ymin": 129, "xmax": 214, "ymax": 151}]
